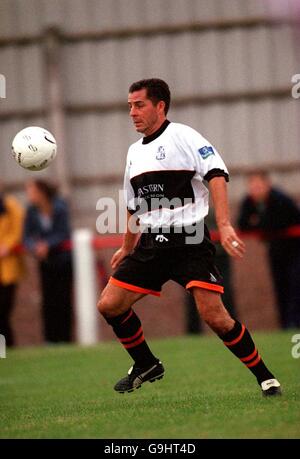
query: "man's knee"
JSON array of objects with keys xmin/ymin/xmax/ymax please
[
  {"xmin": 97, "ymin": 292, "xmax": 120, "ymax": 319},
  {"xmin": 194, "ymin": 291, "xmax": 234, "ymax": 334},
  {"xmin": 204, "ymin": 313, "xmax": 233, "ymax": 335}
]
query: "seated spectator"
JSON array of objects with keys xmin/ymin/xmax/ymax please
[
  {"xmin": 237, "ymin": 170, "xmax": 300, "ymax": 329},
  {"xmin": 0, "ymin": 186, "xmax": 24, "ymax": 347},
  {"xmin": 23, "ymin": 180, "xmax": 73, "ymax": 343}
]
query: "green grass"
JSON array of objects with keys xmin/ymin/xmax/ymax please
[{"xmin": 0, "ymin": 330, "xmax": 299, "ymax": 439}]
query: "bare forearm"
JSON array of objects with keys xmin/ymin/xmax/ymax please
[
  {"xmin": 208, "ymin": 176, "xmax": 245, "ymax": 258},
  {"xmin": 209, "ymin": 177, "xmax": 231, "ymax": 229},
  {"xmin": 110, "ymin": 212, "xmax": 140, "ymax": 269},
  {"xmin": 122, "ymin": 230, "xmax": 139, "ymax": 251},
  {"xmin": 122, "ymin": 211, "xmax": 140, "ymax": 251}
]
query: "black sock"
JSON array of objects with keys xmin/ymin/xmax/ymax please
[
  {"xmin": 219, "ymin": 320, "xmax": 275, "ymax": 384},
  {"xmin": 105, "ymin": 309, "xmax": 158, "ymax": 368}
]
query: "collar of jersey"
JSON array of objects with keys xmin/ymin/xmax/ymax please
[{"xmin": 142, "ymin": 119, "xmax": 171, "ymax": 145}]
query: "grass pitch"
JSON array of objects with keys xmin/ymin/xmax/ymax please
[{"xmin": 0, "ymin": 330, "xmax": 299, "ymax": 439}]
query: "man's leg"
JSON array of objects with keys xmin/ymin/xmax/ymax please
[
  {"xmin": 39, "ymin": 263, "xmax": 56, "ymax": 343},
  {"xmin": 285, "ymin": 252, "xmax": 300, "ymax": 328},
  {"xmin": 192, "ymin": 287, "xmax": 281, "ymax": 395},
  {"xmin": 98, "ymin": 283, "xmax": 164, "ymax": 392},
  {"xmin": 269, "ymin": 252, "xmax": 289, "ymax": 329}
]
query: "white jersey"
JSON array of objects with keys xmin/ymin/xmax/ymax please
[{"xmin": 124, "ymin": 120, "xmax": 229, "ymax": 229}]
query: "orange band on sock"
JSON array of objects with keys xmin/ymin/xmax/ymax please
[
  {"xmin": 223, "ymin": 324, "xmax": 246, "ymax": 346},
  {"xmin": 240, "ymin": 348, "xmax": 258, "ymax": 363},
  {"xmin": 121, "ymin": 310, "xmax": 133, "ymax": 324},
  {"xmin": 246, "ymin": 354, "xmax": 261, "ymax": 368},
  {"xmin": 123, "ymin": 334, "xmax": 145, "ymax": 349},
  {"xmin": 119, "ymin": 327, "xmax": 142, "ymax": 344}
]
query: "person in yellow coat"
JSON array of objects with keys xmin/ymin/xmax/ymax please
[{"xmin": 0, "ymin": 187, "xmax": 24, "ymax": 346}]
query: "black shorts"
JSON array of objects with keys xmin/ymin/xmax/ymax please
[{"xmin": 110, "ymin": 228, "xmax": 224, "ymax": 297}]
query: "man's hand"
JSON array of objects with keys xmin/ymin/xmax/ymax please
[
  {"xmin": 219, "ymin": 224, "xmax": 245, "ymax": 259},
  {"xmin": 34, "ymin": 241, "xmax": 49, "ymax": 260},
  {"xmin": 111, "ymin": 247, "xmax": 131, "ymax": 270},
  {"xmin": 110, "ymin": 210, "xmax": 140, "ymax": 270}
]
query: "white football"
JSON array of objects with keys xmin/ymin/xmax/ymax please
[{"xmin": 11, "ymin": 126, "xmax": 57, "ymax": 171}]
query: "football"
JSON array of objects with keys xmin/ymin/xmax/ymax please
[{"xmin": 11, "ymin": 126, "xmax": 57, "ymax": 171}]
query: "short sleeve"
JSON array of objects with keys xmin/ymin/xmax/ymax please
[
  {"xmin": 123, "ymin": 156, "xmax": 136, "ymax": 214},
  {"xmin": 178, "ymin": 125, "xmax": 229, "ymax": 182}
]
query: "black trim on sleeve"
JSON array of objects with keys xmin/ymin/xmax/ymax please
[
  {"xmin": 204, "ymin": 168, "xmax": 229, "ymax": 183},
  {"xmin": 127, "ymin": 207, "xmax": 136, "ymax": 215}
]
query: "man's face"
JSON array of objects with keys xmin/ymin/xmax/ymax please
[
  {"xmin": 128, "ymin": 89, "xmax": 164, "ymax": 135},
  {"xmin": 248, "ymin": 175, "xmax": 271, "ymax": 202}
]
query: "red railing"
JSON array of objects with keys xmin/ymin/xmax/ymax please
[{"xmin": 13, "ymin": 224, "xmax": 300, "ymax": 254}]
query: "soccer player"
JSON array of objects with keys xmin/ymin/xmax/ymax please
[{"xmin": 97, "ymin": 78, "xmax": 281, "ymax": 396}]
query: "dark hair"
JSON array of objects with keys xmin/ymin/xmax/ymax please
[
  {"xmin": 246, "ymin": 169, "xmax": 270, "ymax": 180},
  {"xmin": 31, "ymin": 179, "xmax": 57, "ymax": 201},
  {"xmin": 129, "ymin": 78, "xmax": 171, "ymax": 115}
]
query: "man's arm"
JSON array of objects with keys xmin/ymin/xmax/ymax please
[
  {"xmin": 208, "ymin": 176, "xmax": 245, "ymax": 258},
  {"xmin": 0, "ymin": 197, "xmax": 24, "ymax": 255},
  {"xmin": 110, "ymin": 211, "xmax": 140, "ymax": 270},
  {"xmin": 0, "ymin": 197, "xmax": 24, "ymax": 258}
]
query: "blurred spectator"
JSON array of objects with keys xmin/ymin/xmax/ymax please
[
  {"xmin": 23, "ymin": 180, "xmax": 73, "ymax": 343},
  {"xmin": 237, "ymin": 170, "xmax": 300, "ymax": 329},
  {"xmin": 0, "ymin": 186, "xmax": 24, "ymax": 346},
  {"xmin": 185, "ymin": 210, "xmax": 237, "ymax": 334}
]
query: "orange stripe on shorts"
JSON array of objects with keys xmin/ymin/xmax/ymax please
[
  {"xmin": 109, "ymin": 277, "xmax": 161, "ymax": 297},
  {"xmin": 186, "ymin": 280, "xmax": 224, "ymax": 294}
]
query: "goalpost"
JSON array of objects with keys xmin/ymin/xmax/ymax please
[{"xmin": 72, "ymin": 228, "xmax": 99, "ymax": 345}]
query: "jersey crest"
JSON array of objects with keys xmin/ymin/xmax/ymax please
[{"xmin": 156, "ymin": 146, "xmax": 166, "ymax": 160}]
